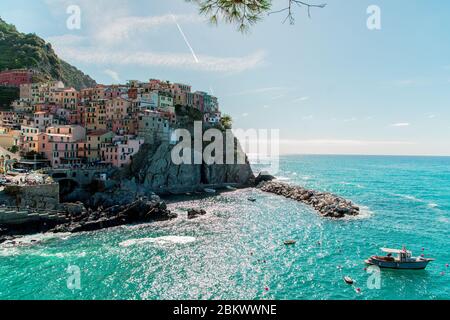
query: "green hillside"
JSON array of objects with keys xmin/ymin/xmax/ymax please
[{"xmin": 0, "ymin": 17, "xmax": 96, "ymax": 90}]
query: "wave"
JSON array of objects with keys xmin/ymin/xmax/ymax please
[
  {"xmin": 340, "ymin": 182, "xmax": 365, "ymax": 189},
  {"xmin": 0, "ymin": 232, "xmax": 72, "ymax": 249},
  {"xmin": 119, "ymin": 236, "xmax": 196, "ymax": 248},
  {"xmin": 275, "ymin": 176, "xmax": 291, "ymax": 181},
  {"xmin": 340, "ymin": 205, "xmax": 373, "ymax": 221},
  {"xmin": 390, "ymin": 193, "xmax": 439, "ymax": 209}
]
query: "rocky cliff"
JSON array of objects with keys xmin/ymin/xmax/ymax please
[
  {"xmin": 87, "ymin": 136, "xmax": 255, "ymax": 208},
  {"xmin": 129, "ymin": 140, "xmax": 254, "ymax": 190}
]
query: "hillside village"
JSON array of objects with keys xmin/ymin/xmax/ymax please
[{"xmin": 0, "ymin": 69, "xmax": 223, "ymax": 173}]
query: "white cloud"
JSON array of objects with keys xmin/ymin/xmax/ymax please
[
  {"xmin": 46, "ymin": 34, "xmax": 86, "ymax": 46},
  {"xmin": 52, "ymin": 46, "xmax": 265, "ymax": 73},
  {"xmin": 227, "ymin": 87, "xmax": 288, "ymax": 97},
  {"xmin": 95, "ymin": 14, "xmax": 203, "ymax": 44},
  {"xmin": 391, "ymin": 123, "xmax": 410, "ymax": 127},
  {"xmin": 104, "ymin": 69, "xmax": 120, "ymax": 82},
  {"xmin": 302, "ymin": 115, "xmax": 313, "ymax": 120},
  {"xmin": 293, "ymin": 96, "xmax": 310, "ymax": 103},
  {"xmin": 280, "ymin": 139, "xmax": 416, "ymax": 146}
]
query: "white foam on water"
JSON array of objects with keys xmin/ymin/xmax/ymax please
[
  {"xmin": 437, "ymin": 217, "xmax": 449, "ymax": 223},
  {"xmin": 0, "ymin": 232, "xmax": 72, "ymax": 249},
  {"xmin": 275, "ymin": 176, "xmax": 291, "ymax": 181},
  {"xmin": 391, "ymin": 193, "xmax": 440, "ymax": 209},
  {"xmin": 0, "ymin": 247, "xmax": 19, "ymax": 257},
  {"xmin": 341, "ymin": 206, "xmax": 373, "ymax": 221},
  {"xmin": 119, "ymin": 236, "xmax": 196, "ymax": 248},
  {"xmin": 341, "ymin": 182, "xmax": 365, "ymax": 189}
]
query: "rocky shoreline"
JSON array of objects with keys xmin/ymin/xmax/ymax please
[
  {"xmin": 258, "ymin": 181, "xmax": 360, "ymax": 218},
  {"xmin": 0, "ymin": 197, "xmax": 177, "ymax": 244},
  {"xmin": 0, "ymin": 178, "xmax": 361, "ymax": 245}
]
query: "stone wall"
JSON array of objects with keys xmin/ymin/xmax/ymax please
[{"xmin": 4, "ymin": 183, "xmax": 60, "ymax": 210}]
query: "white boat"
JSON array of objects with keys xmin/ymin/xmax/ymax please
[
  {"xmin": 225, "ymin": 186, "xmax": 237, "ymax": 191},
  {"xmin": 344, "ymin": 276, "xmax": 354, "ymax": 285},
  {"xmin": 204, "ymin": 188, "xmax": 216, "ymax": 194},
  {"xmin": 365, "ymin": 247, "xmax": 434, "ymax": 270}
]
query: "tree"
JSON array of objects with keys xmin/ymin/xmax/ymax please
[
  {"xmin": 220, "ymin": 114, "xmax": 233, "ymax": 129},
  {"xmin": 8, "ymin": 145, "xmax": 19, "ymax": 154},
  {"xmin": 187, "ymin": 0, "xmax": 326, "ymax": 32}
]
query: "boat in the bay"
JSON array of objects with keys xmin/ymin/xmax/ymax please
[
  {"xmin": 284, "ymin": 240, "xmax": 296, "ymax": 245},
  {"xmin": 344, "ymin": 276, "xmax": 354, "ymax": 285},
  {"xmin": 365, "ymin": 247, "xmax": 434, "ymax": 270},
  {"xmin": 204, "ymin": 188, "xmax": 217, "ymax": 194}
]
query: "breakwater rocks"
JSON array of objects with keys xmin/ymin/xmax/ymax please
[{"xmin": 258, "ymin": 181, "xmax": 360, "ymax": 218}]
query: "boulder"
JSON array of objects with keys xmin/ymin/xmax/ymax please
[
  {"xmin": 187, "ymin": 209, "xmax": 207, "ymax": 219},
  {"xmin": 255, "ymin": 171, "xmax": 276, "ymax": 185}
]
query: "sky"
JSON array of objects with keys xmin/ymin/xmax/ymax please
[{"xmin": 1, "ymin": 0, "xmax": 450, "ymax": 156}]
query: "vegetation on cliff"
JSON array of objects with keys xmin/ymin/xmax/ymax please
[
  {"xmin": 0, "ymin": 18, "xmax": 96, "ymax": 90},
  {"xmin": 0, "ymin": 86, "xmax": 19, "ymax": 108}
]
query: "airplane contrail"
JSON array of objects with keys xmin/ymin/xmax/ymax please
[{"xmin": 171, "ymin": 14, "xmax": 199, "ymax": 63}]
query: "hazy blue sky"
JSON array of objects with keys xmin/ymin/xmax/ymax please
[{"xmin": 1, "ymin": 0, "xmax": 450, "ymax": 155}]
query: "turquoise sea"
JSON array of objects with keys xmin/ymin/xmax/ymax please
[{"xmin": 0, "ymin": 155, "xmax": 449, "ymax": 300}]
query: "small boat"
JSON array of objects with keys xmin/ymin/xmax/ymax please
[
  {"xmin": 344, "ymin": 276, "xmax": 354, "ymax": 285},
  {"xmin": 365, "ymin": 247, "xmax": 435, "ymax": 270},
  {"xmin": 284, "ymin": 240, "xmax": 296, "ymax": 245},
  {"xmin": 248, "ymin": 197, "xmax": 257, "ymax": 202},
  {"xmin": 204, "ymin": 188, "xmax": 216, "ymax": 194},
  {"xmin": 226, "ymin": 186, "xmax": 237, "ymax": 191}
]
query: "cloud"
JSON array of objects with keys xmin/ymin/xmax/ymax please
[
  {"xmin": 95, "ymin": 14, "xmax": 203, "ymax": 44},
  {"xmin": 52, "ymin": 46, "xmax": 265, "ymax": 73},
  {"xmin": 104, "ymin": 69, "xmax": 120, "ymax": 82},
  {"xmin": 227, "ymin": 87, "xmax": 289, "ymax": 97},
  {"xmin": 279, "ymin": 139, "xmax": 416, "ymax": 146},
  {"xmin": 46, "ymin": 34, "xmax": 86, "ymax": 46},
  {"xmin": 293, "ymin": 96, "xmax": 310, "ymax": 103},
  {"xmin": 302, "ymin": 115, "xmax": 313, "ymax": 120},
  {"xmin": 391, "ymin": 123, "xmax": 410, "ymax": 127}
]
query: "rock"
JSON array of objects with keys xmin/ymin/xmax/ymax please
[
  {"xmin": 258, "ymin": 181, "xmax": 359, "ymax": 219},
  {"xmin": 187, "ymin": 209, "xmax": 207, "ymax": 219},
  {"xmin": 255, "ymin": 171, "xmax": 276, "ymax": 185}
]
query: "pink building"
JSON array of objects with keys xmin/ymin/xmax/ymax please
[
  {"xmin": 38, "ymin": 125, "xmax": 86, "ymax": 167},
  {"xmin": 100, "ymin": 135, "xmax": 144, "ymax": 168}
]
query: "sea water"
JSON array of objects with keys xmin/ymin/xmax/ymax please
[{"xmin": 0, "ymin": 155, "xmax": 449, "ymax": 300}]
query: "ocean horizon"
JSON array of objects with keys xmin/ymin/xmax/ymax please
[{"xmin": 1, "ymin": 154, "xmax": 449, "ymax": 300}]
